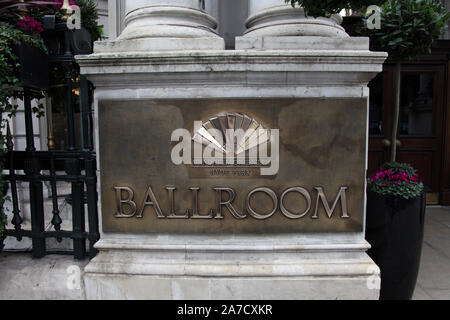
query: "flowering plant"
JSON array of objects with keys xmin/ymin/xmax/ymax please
[
  {"xmin": 1, "ymin": 0, "xmax": 103, "ymax": 41},
  {"xmin": 367, "ymin": 163, "xmax": 424, "ymax": 200},
  {"xmin": 16, "ymin": 16, "xmax": 43, "ymax": 33},
  {"xmin": 0, "ymin": 0, "xmax": 102, "ymax": 117}
]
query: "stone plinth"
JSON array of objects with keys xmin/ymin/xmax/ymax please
[
  {"xmin": 84, "ymin": 234, "xmax": 378, "ymax": 300},
  {"xmin": 77, "ymin": 36, "xmax": 386, "ymax": 300},
  {"xmin": 97, "ymin": 0, "xmax": 224, "ymax": 51}
]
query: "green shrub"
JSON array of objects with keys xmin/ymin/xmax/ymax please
[{"xmin": 365, "ymin": 0, "xmax": 450, "ymax": 60}]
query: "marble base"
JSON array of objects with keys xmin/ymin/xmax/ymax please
[
  {"xmin": 117, "ymin": 2, "xmax": 221, "ymax": 42},
  {"xmin": 244, "ymin": 2, "xmax": 348, "ymax": 38},
  {"xmin": 85, "ymin": 275, "xmax": 379, "ymax": 300},
  {"xmin": 236, "ymin": 36, "xmax": 369, "ymax": 51},
  {"xmin": 94, "ymin": 37, "xmax": 225, "ymax": 53},
  {"xmin": 84, "ymin": 234, "xmax": 380, "ymax": 300}
]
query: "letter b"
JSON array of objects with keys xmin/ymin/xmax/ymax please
[{"xmin": 114, "ymin": 186, "xmax": 137, "ymax": 218}]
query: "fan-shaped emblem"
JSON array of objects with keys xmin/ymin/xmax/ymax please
[{"xmin": 192, "ymin": 112, "xmax": 270, "ymax": 157}]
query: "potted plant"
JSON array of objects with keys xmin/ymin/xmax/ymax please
[
  {"xmin": 339, "ymin": 0, "xmax": 450, "ymax": 299},
  {"xmin": 0, "ymin": 1, "xmax": 52, "ymax": 89},
  {"xmin": 366, "ymin": 163, "xmax": 425, "ymax": 300},
  {"xmin": 36, "ymin": 0, "xmax": 103, "ymax": 55},
  {"xmin": 356, "ymin": 0, "xmax": 449, "ymax": 300},
  {"xmin": 37, "ymin": 0, "xmax": 102, "ymax": 150}
]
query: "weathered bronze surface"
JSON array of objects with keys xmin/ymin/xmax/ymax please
[{"xmin": 98, "ymin": 98, "xmax": 367, "ymax": 233}]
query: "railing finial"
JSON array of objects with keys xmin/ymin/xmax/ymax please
[{"xmin": 60, "ymin": 0, "xmax": 72, "ymax": 21}]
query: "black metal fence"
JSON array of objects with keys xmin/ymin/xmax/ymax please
[{"xmin": 2, "ymin": 22, "xmax": 99, "ymax": 260}]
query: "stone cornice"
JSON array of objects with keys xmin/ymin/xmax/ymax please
[
  {"xmin": 77, "ymin": 50, "xmax": 387, "ymax": 73},
  {"xmin": 76, "ymin": 49, "xmax": 387, "ymax": 90}
]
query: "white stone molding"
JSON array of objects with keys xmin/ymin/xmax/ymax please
[
  {"xmin": 84, "ymin": 233, "xmax": 380, "ymax": 299},
  {"xmin": 80, "ymin": 38, "xmax": 386, "ymax": 90},
  {"xmin": 99, "ymin": 0, "xmax": 225, "ymax": 51},
  {"xmin": 243, "ymin": 0, "xmax": 348, "ymax": 38}
]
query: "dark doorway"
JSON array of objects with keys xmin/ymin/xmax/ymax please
[{"xmin": 368, "ymin": 61, "xmax": 447, "ymax": 204}]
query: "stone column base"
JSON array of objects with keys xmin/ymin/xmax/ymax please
[
  {"xmin": 104, "ymin": 2, "xmax": 224, "ymax": 51},
  {"xmin": 84, "ymin": 234, "xmax": 380, "ymax": 300},
  {"xmin": 235, "ymin": 36, "xmax": 368, "ymax": 51},
  {"xmin": 243, "ymin": 3, "xmax": 348, "ymax": 38},
  {"xmin": 94, "ymin": 37, "xmax": 225, "ymax": 53}
]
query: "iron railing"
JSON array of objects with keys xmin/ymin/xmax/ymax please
[{"xmin": 2, "ymin": 22, "xmax": 99, "ymax": 260}]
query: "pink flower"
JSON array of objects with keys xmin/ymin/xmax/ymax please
[{"xmin": 16, "ymin": 16, "xmax": 43, "ymax": 33}]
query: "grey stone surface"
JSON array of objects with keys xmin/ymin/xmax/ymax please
[
  {"xmin": 412, "ymin": 284, "xmax": 433, "ymax": 300},
  {"xmin": 412, "ymin": 206, "xmax": 450, "ymax": 300},
  {"xmin": 426, "ymin": 289, "xmax": 450, "ymax": 300},
  {"xmin": 0, "ymin": 253, "xmax": 88, "ymax": 300}
]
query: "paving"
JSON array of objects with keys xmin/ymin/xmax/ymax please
[
  {"xmin": 0, "ymin": 253, "xmax": 88, "ymax": 300},
  {"xmin": 413, "ymin": 206, "xmax": 450, "ymax": 300},
  {"xmin": 0, "ymin": 206, "xmax": 449, "ymax": 300}
]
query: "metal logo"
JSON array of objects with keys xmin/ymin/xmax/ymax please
[{"xmin": 171, "ymin": 112, "xmax": 280, "ymax": 176}]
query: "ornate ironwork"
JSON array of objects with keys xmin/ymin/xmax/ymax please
[
  {"xmin": 3, "ymin": 20, "xmax": 99, "ymax": 260},
  {"xmin": 6, "ymin": 123, "xmax": 23, "ymax": 240}
]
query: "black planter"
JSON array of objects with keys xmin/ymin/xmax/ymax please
[
  {"xmin": 13, "ymin": 42, "xmax": 49, "ymax": 90},
  {"xmin": 365, "ymin": 191, "xmax": 426, "ymax": 300},
  {"xmin": 42, "ymin": 23, "xmax": 92, "ymax": 57}
]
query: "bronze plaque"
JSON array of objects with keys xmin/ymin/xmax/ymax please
[{"xmin": 98, "ymin": 98, "xmax": 367, "ymax": 234}]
